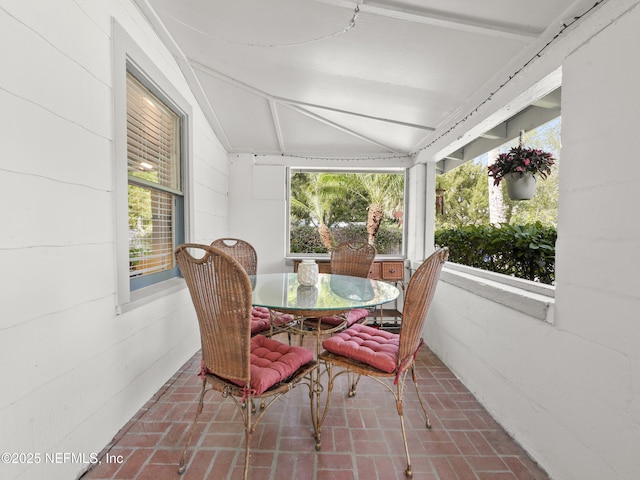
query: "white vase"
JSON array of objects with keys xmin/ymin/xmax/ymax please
[
  {"xmin": 298, "ymin": 259, "xmax": 319, "ymax": 286},
  {"xmin": 505, "ymin": 172, "xmax": 536, "ymax": 200}
]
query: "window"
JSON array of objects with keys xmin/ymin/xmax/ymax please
[
  {"xmin": 434, "ymin": 117, "xmax": 560, "ymax": 285},
  {"xmin": 113, "ymin": 21, "xmax": 192, "ymax": 308},
  {"xmin": 287, "ymin": 168, "xmax": 406, "ymax": 256},
  {"xmin": 126, "ymin": 72, "xmax": 184, "ymax": 290}
]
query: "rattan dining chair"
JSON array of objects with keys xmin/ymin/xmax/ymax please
[
  {"xmin": 318, "ymin": 241, "xmax": 376, "ymax": 328},
  {"xmin": 211, "ymin": 237, "xmax": 289, "ymax": 336},
  {"xmin": 211, "ymin": 237, "xmax": 258, "ymax": 275},
  {"xmin": 330, "ymin": 241, "xmax": 376, "ymax": 278},
  {"xmin": 175, "ymin": 244, "xmax": 317, "ymax": 480},
  {"xmin": 317, "ymin": 247, "xmax": 448, "ymax": 478}
]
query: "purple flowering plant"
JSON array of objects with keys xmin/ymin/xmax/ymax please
[{"xmin": 488, "ymin": 145, "xmax": 555, "ymax": 187}]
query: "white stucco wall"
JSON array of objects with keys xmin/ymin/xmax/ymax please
[
  {"xmin": 427, "ymin": 2, "xmax": 640, "ymax": 479},
  {"xmin": 0, "ymin": 2, "xmax": 228, "ymax": 479},
  {"xmin": 228, "ymin": 154, "xmax": 290, "ymax": 273}
]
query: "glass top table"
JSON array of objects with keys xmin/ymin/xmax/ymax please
[{"xmin": 250, "ymin": 273, "xmax": 399, "ymax": 318}]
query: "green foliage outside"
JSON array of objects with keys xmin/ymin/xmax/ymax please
[
  {"xmin": 435, "ymin": 118, "xmax": 560, "ymax": 284},
  {"xmin": 291, "ymin": 224, "xmax": 403, "ymax": 255},
  {"xmin": 290, "ymin": 171, "xmax": 404, "ymax": 254},
  {"xmin": 435, "ymin": 161, "xmax": 490, "ymax": 229},
  {"xmin": 435, "ymin": 223, "xmax": 556, "ymax": 284}
]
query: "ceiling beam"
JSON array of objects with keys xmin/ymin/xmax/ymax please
[
  {"xmin": 436, "ymin": 100, "xmax": 561, "ymax": 173},
  {"xmin": 192, "ymin": 60, "xmax": 433, "ymax": 131},
  {"xmin": 277, "ymin": 99, "xmax": 435, "ymax": 131},
  {"xmin": 269, "ymin": 98, "xmax": 286, "ymax": 152},
  {"xmin": 311, "ymin": 0, "xmax": 540, "ymax": 41},
  {"xmin": 481, "ymin": 123, "xmax": 507, "ymax": 140},
  {"xmin": 280, "ymin": 102, "xmax": 404, "ymax": 154},
  {"xmin": 191, "ymin": 60, "xmax": 427, "ymax": 152}
]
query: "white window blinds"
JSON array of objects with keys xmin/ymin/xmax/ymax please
[{"xmin": 126, "ymin": 72, "xmax": 182, "ymax": 280}]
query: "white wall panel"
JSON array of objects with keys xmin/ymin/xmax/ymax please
[
  {"xmin": 0, "ymin": 1, "xmax": 228, "ymax": 479},
  {"xmin": 0, "ymin": 91, "xmax": 112, "ymax": 191},
  {"xmin": 1, "ymin": 174, "xmax": 113, "ymax": 248},
  {"xmin": 0, "ymin": 244, "xmax": 114, "ymax": 329},
  {"xmin": 0, "ymin": 10, "xmax": 111, "ymax": 138}
]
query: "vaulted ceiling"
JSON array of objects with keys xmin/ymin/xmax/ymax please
[{"xmin": 135, "ymin": 0, "xmax": 595, "ymax": 161}]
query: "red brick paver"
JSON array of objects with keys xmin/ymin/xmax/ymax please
[{"xmin": 81, "ymin": 335, "xmax": 551, "ymax": 480}]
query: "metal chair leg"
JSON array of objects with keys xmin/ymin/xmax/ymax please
[
  {"xmin": 178, "ymin": 378, "xmax": 207, "ymax": 474},
  {"xmin": 411, "ymin": 365, "xmax": 431, "ymax": 428},
  {"xmin": 396, "ymin": 373, "xmax": 413, "ymax": 478},
  {"xmin": 347, "ymin": 372, "xmax": 361, "ymax": 397},
  {"xmin": 242, "ymin": 395, "xmax": 252, "ymax": 480}
]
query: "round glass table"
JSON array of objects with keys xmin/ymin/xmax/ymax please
[{"xmin": 251, "ymin": 273, "xmax": 400, "ymax": 318}]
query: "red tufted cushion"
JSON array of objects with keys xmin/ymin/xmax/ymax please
[
  {"xmin": 248, "ymin": 335, "xmax": 314, "ymax": 395},
  {"xmin": 251, "ymin": 307, "xmax": 271, "ymax": 334},
  {"xmin": 319, "ymin": 308, "xmax": 369, "ymax": 327},
  {"xmin": 251, "ymin": 307, "xmax": 293, "ymax": 335},
  {"xmin": 322, "ymin": 323, "xmax": 399, "ymax": 373}
]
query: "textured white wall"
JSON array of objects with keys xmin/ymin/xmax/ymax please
[
  {"xmin": 427, "ymin": 2, "xmax": 640, "ymax": 479},
  {"xmin": 228, "ymin": 154, "xmax": 290, "ymax": 273},
  {"xmin": 0, "ymin": 2, "xmax": 228, "ymax": 479},
  {"xmin": 554, "ymin": 1, "xmax": 640, "ymax": 477}
]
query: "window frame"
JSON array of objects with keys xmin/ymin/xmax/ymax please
[
  {"xmin": 126, "ymin": 71, "xmax": 185, "ymax": 291},
  {"xmin": 113, "ymin": 21, "xmax": 193, "ymax": 310},
  {"xmin": 285, "ymin": 166, "xmax": 408, "ymax": 258}
]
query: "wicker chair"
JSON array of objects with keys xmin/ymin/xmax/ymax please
[
  {"xmin": 175, "ymin": 244, "xmax": 317, "ymax": 479},
  {"xmin": 211, "ymin": 237, "xmax": 289, "ymax": 336},
  {"xmin": 317, "ymin": 247, "xmax": 449, "ymax": 478},
  {"xmin": 318, "ymin": 241, "xmax": 376, "ymax": 328},
  {"xmin": 210, "ymin": 238, "xmax": 257, "ymax": 275},
  {"xmin": 330, "ymin": 241, "xmax": 376, "ymax": 278}
]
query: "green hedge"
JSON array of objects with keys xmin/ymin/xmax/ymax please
[
  {"xmin": 435, "ymin": 223, "xmax": 556, "ymax": 284},
  {"xmin": 290, "ymin": 224, "xmax": 403, "ymax": 255}
]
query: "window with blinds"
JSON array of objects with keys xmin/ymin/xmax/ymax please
[{"xmin": 126, "ymin": 72, "xmax": 183, "ymax": 287}]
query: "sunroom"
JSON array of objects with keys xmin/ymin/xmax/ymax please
[{"xmin": 2, "ymin": 1, "xmax": 639, "ymax": 480}]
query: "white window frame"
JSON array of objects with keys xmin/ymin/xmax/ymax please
[{"xmin": 113, "ymin": 21, "xmax": 192, "ymax": 310}]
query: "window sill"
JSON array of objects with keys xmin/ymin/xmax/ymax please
[
  {"xmin": 117, "ymin": 277, "xmax": 186, "ymax": 315},
  {"xmin": 284, "ymin": 255, "xmax": 406, "ymax": 265},
  {"xmin": 426, "ymin": 262, "xmax": 555, "ymax": 324}
]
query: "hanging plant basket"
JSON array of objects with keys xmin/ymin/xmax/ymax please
[
  {"xmin": 488, "ymin": 130, "xmax": 555, "ymax": 201},
  {"xmin": 504, "ymin": 172, "xmax": 537, "ymax": 200}
]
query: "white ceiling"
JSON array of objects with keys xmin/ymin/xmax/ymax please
[{"xmin": 136, "ymin": 0, "xmax": 595, "ymax": 160}]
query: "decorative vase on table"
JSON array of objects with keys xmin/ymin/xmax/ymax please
[
  {"xmin": 298, "ymin": 259, "xmax": 319, "ymax": 286},
  {"xmin": 505, "ymin": 171, "xmax": 537, "ymax": 200}
]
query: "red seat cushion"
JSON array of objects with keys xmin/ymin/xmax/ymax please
[
  {"xmin": 322, "ymin": 323, "xmax": 399, "ymax": 373},
  {"xmin": 251, "ymin": 307, "xmax": 293, "ymax": 335},
  {"xmin": 251, "ymin": 307, "xmax": 271, "ymax": 334},
  {"xmin": 319, "ymin": 308, "xmax": 369, "ymax": 327},
  {"xmin": 248, "ymin": 335, "xmax": 314, "ymax": 395}
]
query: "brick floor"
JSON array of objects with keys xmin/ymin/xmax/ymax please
[{"xmin": 80, "ymin": 334, "xmax": 551, "ymax": 480}]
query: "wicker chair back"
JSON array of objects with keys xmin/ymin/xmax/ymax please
[
  {"xmin": 175, "ymin": 243, "xmax": 252, "ymax": 384},
  {"xmin": 211, "ymin": 238, "xmax": 258, "ymax": 275},
  {"xmin": 330, "ymin": 241, "xmax": 376, "ymax": 278}
]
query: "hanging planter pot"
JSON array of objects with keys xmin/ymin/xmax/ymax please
[
  {"xmin": 505, "ymin": 172, "xmax": 537, "ymax": 200},
  {"xmin": 488, "ymin": 129, "xmax": 555, "ymax": 201}
]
